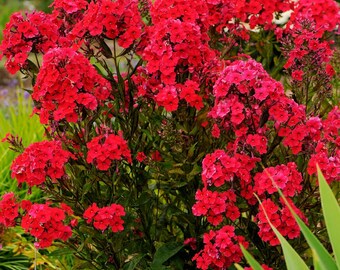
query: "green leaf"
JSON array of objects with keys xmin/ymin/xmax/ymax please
[
  {"xmin": 27, "ymin": 59, "xmax": 39, "ymax": 73},
  {"xmin": 313, "ymin": 249, "xmax": 322, "ymax": 270},
  {"xmin": 293, "ymin": 214, "xmax": 337, "ymax": 270},
  {"xmin": 141, "ymin": 129, "xmax": 153, "ymax": 141},
  {"xmin": 168, "ymin": 168, "xmax": 185, "ymax": 175},
  {"xmin": 239, "ymin": 244, "xmax": 263, "ymax": 270},
  {"xmin": 187, "ymin": 142, "xmax": 197, "ymax": 159},
  {"xmin": 273, "ymin": 225, "xmax": 309, "ymax": 270},
  {"xmin": 47, "ymin": 248, "xmax": 75, "ymax": 257},
  {"xmin": 318, "ymin": 165, "xmax": 340, "ymax": 269},
  {"xmin": 188, "ymin": 164, "xmax": 201, "ymax": 177},
  {"xmin": 234, "ymin": 263, "xmax": 245, "ymax": 270},
  {"xmin": 82, "ymin": 182, "xmax": 93, "ymax": 195},
  {"xmin": 150, "ymin": 242, "xmax": 183, "ymax": 269},
  {"xmin": 99, "ymin": 39, "xmax": 113, "ymax": 58},
  {"xmin": 123, "ymin": 254, "xmax": 146, "ymax": 270}
]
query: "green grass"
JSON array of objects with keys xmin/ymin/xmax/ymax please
[{"xmin": 0, "ymin": 89, "xmax": 44, "ymax": 200}]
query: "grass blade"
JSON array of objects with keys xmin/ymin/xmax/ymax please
[
  {"xmin": 239, "ymin": 244, "xmax": 263, "ymax": 270},
  {"xmin": 318, "ymin": 165, "xmax": 340, "ymax": 269}
]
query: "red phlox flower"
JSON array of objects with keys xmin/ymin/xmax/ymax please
[
  {"xmin": 83, "ymin": 203, "xmax": 99, "ymax": 223},
  {"xmin": 70, "ymin": 0, "xmax": 143, "ymax": 48},
  {"xmin": 0, "ymin": 193, "xmax": 19, "ymax": 227},
  {"xmin": 246, "ymin": 134, "xmax": 268, "ymax": 154},
  {"xmin": 0, "ymin": 11, "xmax": 60, "ymax": 74},
  {"xmin": 136, "ymin": 152, "xmax": 147, "ymax": 162},
  {"xmin": 83, "ymin": 203, "xmax": 125, "ymax": 232},
  {"xmin": 288, "ymin": 0, "xmax": 340, "ymax": 34},
  {"xmin": 22, "ymin": 203, "xmax": 72, "ymax": 248},
  {"xmin": 32, "ymin": 48, "xmax": 110, "ymax": 124},
  {"xmin": 52, "ymin": 0, "xmax": 88, "ymax": 14},
  {"xmin": 155, "ymin": 85, "xmax": 179, "ymax": 112},
  {"xmin": 256, "ymin": 198, "xmax": 307, "ymax": 246},
  {"xmin": 254, "ymin": 162, "xmax": 303, "ymax": 197},
  {"xmin": 201, "ymin": 150, "xmax": 254, "ymax": 188},
  {"xmin": 291, "ymin": 70, "xmax": 304, "ymax": 81},
  {"xmin": 193, "ymin": 225, "xmax": 249, "ymax": 269},
  {"xmin": 86, "ymin": 133, "xmax": 132, "ymax": 170},
  {"xmin": 11, "ymin": 140, "xmax": 72, "ymax": 187}
]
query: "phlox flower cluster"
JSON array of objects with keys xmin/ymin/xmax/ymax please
[
  {"xmin": 201, "ymin": 149, "xmax": 259, "ymax": 187},
  {"xmin": 139, "ymin": 0, "xmax": 216, "ymax": 112},
  {"xmin": 254, "ymin": 163, "xmax": 303, "ymax": 197},
  {"xmin": 51, "ymin": 0, "xmax": 88, "ymax": 14},
  {"xmin": 0, "ymin": 193, "xmax": 19, "ymax": 227},
  {"xmin": 212, "ymin": 0, "xmax": 293, "ymax": 31},
  {"xmin": 86, "ymin": 134, "xmax": 132, "ymax": 170},
  {"xmin": 192, "ymin": 189, "xmax": 240, "ymax": 226},
  {"xmin": 83, "ymin": 203, "xmax": 125, "ymax": 232},
  {"xmin": 278, "ymin": 106, "xmax": 340, "ymax": 182},
  {"xmin": 279, "ymin": 17, "xmax": 335, "ymax": 105},
  {"xmin": 192, "ymin": 225, "xmax": 249, "ymax": 270},
  {"xmin": 256, "ymin": 198, "xmax": 307, "ymax": 246},
  {"xmin": 307, "ymin": 107, "xmax": 340, "ymax": 183},
  {"xmin": 209, "ymin": 59, "xmax": 305, "ymax": 154},
  {"xmin": 70, "ymin": 0, "xmax": 143, "ymax": 48},
  {"xmin": 288, "ymin": 0, "xmax": 340, "ymax": 35},
  {"xmin": 21, "ymin": 202, "xmax": 73, "ymax": 248},
  {"xmin": 32, "ymin": 48, "xmax": 111, "ymax": 124},
  {"xmin": 0, "ymin": 12, "xmax": 60, "ymax": 74},
  {"xmin": 10, "ymin": 141, "xmax": 72, "ymax": 187}
]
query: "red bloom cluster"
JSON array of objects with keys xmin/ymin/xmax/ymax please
[
  {"xmin": 307, "ymin": 107, "xmax": 340, "ymax": 183},
  {"xmin": 32, "ymin": 48, "xmax": 111, "ymax": 124},
  {"xmin": 83, "ymin": 203, "xmax": 125, "ymax": 232},
  {"xmin": 0, "ymin": 193, "xmax": 19, "ymax": 227},
  {"xmin": 256, "ymin": 198, "xmax": 307, "ymax": 246},
  {"xmin": 11, "ymin": 141, "xmax": 72, "ymax": 187},
  {"xmin": 138, "ymin": 0, "xmax": 217, "ymax": 112},
  {"xmin": 86, "ymin": 134, "xmax": 132, "ymax": 170},
  {"xmin": 214, "ymin": 0, "xmax": 293, "ymax": 31},
  {"xmin": 70, "ymin": 0, "xmax": 143, "ymax": 48},
  {"xmin": 202, "ymin": 149, "xmax": 259, "ymax": 187},
  {"xmin": 52, "ymin": 0, "xmax": 88, "ymax": 14},
  {"xmin": 288, "ymin": 0, "xmax": 340, "ymax": 35},
  {"xmin": 0, "ymin": 11, "xmax": 60, "ymax": 74},
  {"xmin": 193, "ymin": 225, "xmax": 249, "ymax": 270},
  {"xmin": 278, "ymin": 109, "xmax": 310, "ymax": 154},
  {"xmin": 320, "ymin": 106, "xmax": 340, "ymax": 146},
  {"xmin": 209, "ymin": 59, "xmax": 304, "ymax": 153},
  {"xmin": 254, "ymin": 162, "xmax": 303, "ymax": 197},
  {"xmin": 192, "ymin": 189, "xmax": 239, "ymax": 226},
  {"xmin": 308, "ymin": 143, "xmax": 340, "ymax": 183},
  {"xmin": 21, "ymin": 203, "xmax": 72, "ymax": 248},
  {"xmin": 280, "ymin": 17, "xmax": 334, "ymax": 98}
]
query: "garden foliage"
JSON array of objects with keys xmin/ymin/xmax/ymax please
[{"xmin": 0, "ymin": 0, "xmax": 339, "ymax": 269}]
